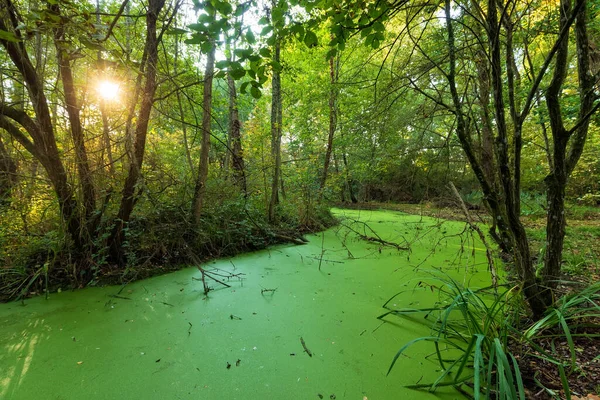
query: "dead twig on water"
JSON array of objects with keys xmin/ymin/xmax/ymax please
[
  {"xmin": 260, "ymin": 286, "xmax": 277, "ymax": 295},
  {"xmin": 339, "ymin": 219, "xmax": 410, "ymax": 251},
  {"xmin": 193, "ymin": 266, "xmax": 245, "ymax": 295},
  {"xmin": 300, "ymin": 336, "xmax": 313, "ymax": 357}
]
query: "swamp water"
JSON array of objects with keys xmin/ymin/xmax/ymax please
[{"xmin": 0, "ymin": 209, "xmax": 492, "ymax": 399}]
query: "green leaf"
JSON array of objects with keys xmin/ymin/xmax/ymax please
[
  {"xmin": 188, "ymin": 23, "xmax": 205, "ymax": 32},
  {"xmin": 184, "ymin": 35, "xmax": 203, "ymax": 45},
  {"xmin": 290, "ymin": 24, "xmax": 304, "ymax": 36},
  {"xmin": 201, "ymin": 41, "xmax": 214, "ymax": 54},
  {"xmin": 373, "ymin": 21, "xmax": 385, "ymax": 32},
  {"xmin": 235, "ymin": 4, "xmax": 248, "ymax": 16},
  {"xmin": 259, "ymin": 47, "xmax": 271, "ymax": 58},
  {"xmin": 261, "ymin": 25, "xmax": 273, "ymax": 36},
  {"xmin": 304, "ymin": 30, "xmax": 318, "ymax": 48},
  {"xmin": 270, "ymin": 60, "xmax": 282, "ymax": 73},
  {"xmin": 215, "ymin": 60, "xmax": 229, "ymax": 69},
  {"xmin": 250, "ymin": 86, "xmax": 261, "ymax": 99},
  {"xmin": 198, "ymin": 14, "xmax": 213, "ymax": 23},
  {"xmin": 272, "ymin": 7, "xmax": 285, "ymax": 23},
  {"xmin": 215, "ymin": 1, "xmax": 232, "ymax": 15},
  {"xmin": 229, "ymin": 68, "xmax": 246, "ymax": 80},
  {"xmin": 166, "ymin": 28, "xmax": 188, "ymax": 35},
  {"xmin": 246, "ymin": 30, "xmax": 256, "ymax": 44},
  {"xmin": 234, "ymin": 48, "xmax": 252, "ymax": 60},
  {"xmin": 240, "ymin": 81, "xmax": 250, "ymax": 94}
]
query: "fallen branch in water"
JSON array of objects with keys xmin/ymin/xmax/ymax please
[
  {"xmin": 357, "ymin": 234, "xmax": 410, "ymax": 250},
  {"xmin": 339, "ymin": 219, "xmax": 410, "ymax": 251},
  {"xmin": 193, "ymin": 267, "xmax": 245, "ymax": 295}
]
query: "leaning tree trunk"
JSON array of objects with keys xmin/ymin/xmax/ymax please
[
  {"xmin": 54, "ymin": 13, "xmax": 97, "ymax": 231},
  {"xmin": 0, "ymin": 1, "xmax": 84, "ymax": 248},
  {"xmin": 110, "ymin": 0, "xmax": 166, "ymax": 264}
]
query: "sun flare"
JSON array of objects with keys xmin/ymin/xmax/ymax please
[{"xmin": 97, "ymin": 80, "xmax": 120, "ymax": 101}]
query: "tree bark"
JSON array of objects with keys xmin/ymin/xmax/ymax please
[
  {"xmin": 54, "ymin": 15, "xmax": 97, "ymax": 226},
  {"xmin": 0, "ymin": 0, "xmax": 83, "ymax": 248},
  {"xmin": 543, "ymin": 0, "xmax": 594, "ymax": 292},
  {"xmin": 227, "ymin": 62, "xmax": 246, "ymax": 194},
  {"xmin": 110, "ymin": 0, "xmax": 166, "ymax": 263},
  {"xmin": 319, "ymin": 53, "xmax": 338, "ymax": 201},
  {"xmin": 192, "ymin": 38, "xmax": 216, "ymax": 224},
  {"xmin": 268, "ymin": 35, "xmax": 282, "ymax": 223}
]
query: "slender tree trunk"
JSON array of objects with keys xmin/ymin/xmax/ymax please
[
  {"xmin": 174, "ymin": 33, "xmax": 194, "ymax": 173},
  {"xmin": 192, "ymin": 38, "xmax": 216, "ymax": 224},
  {"xmin": 268, "ymin": 36, "xmax": 282, "ymax": 223},
  {"xmin": 227, "ymin": 64, "xmax": 246, "ymax": 194},
  {"xmin": 54, "ymin": 17, "xmax": 97, "ymax": 227},
  {"xmin": 110, "ymin": 0, "xmax": 166, "ymax": 263},
  {"xmin": 342, "ymin": 151, "xmax": 357, "ymax": 203},
  {"xmin": 319, "ymin": 54, "xmax": 338, "ymax": 201},
  {"xmin": 100, "ymin": 101, "xmax": 116, "ymax": 176}
]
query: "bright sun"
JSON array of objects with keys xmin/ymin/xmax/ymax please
[{"xmin": 97, "ymin": 80, "xmax": 120, "ymax": 101}]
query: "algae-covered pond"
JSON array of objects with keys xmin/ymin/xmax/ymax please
[{"xmin": 0, "ymin": 209, "xmax": 492, "ymax": 399}]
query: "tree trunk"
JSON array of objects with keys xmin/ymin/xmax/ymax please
[
  {"xmin": 192, "ymin": 38, "xmax": 216, "ymax": 224},
  {"xmin": 174, "ymin": 33, "xmax": 194, "ymax": 173},
  {"xmin": 100, "ymin": 101, "xmax": 116, "ymax": 176},
  {"xmin": 319, "ymin": 53, "xmax": 338, "ymax": 201},
  {"xmin": 268, "ymin": 36, "xmax": 282, "ymax": 223},
  {"xmin": 0, "ymin": 1, "xmax": 84, "ymax": 248},
  {"xmin": 227, "ymin": 64, "xmax": 246, "ymax": 194},
  {"xmin": 54, "ymin": 17, "xmax": 97, "ymax": 227},
  {"xmin": 543, "ymin": 0, "xmax": 594, "ymax": 293},
  {"xmin": 110, "ymin": 0, "xmax": 166, "ymax": 263}
]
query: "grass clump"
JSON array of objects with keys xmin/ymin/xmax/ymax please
[
  {"xmin": 383, "ymin": 272, "xmax": 600, "ymax": 399},
  {"xmin": 381, "ymin": 273, "xmax": 525, "ymax": 399}
]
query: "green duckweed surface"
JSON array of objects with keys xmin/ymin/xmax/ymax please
[{"xmin": 0, "ymin": 209, "xmax": 492, "ymax": 399}]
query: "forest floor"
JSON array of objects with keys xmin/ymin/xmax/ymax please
[{"xmin": 342, "ymin": 201, "xmax": 600, "ymax": 398}]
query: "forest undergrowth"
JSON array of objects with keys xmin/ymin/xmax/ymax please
[{"xmin": 0, "ymin": 198, "xmax": 336, "ymax": 302}]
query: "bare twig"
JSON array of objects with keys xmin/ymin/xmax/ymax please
[
  {"xmin": 449, "ymin": 182, "xmax": 498, "ymax": 289},
  {"xmin": 300, "ymin": 337, "xmax": 312, "ymax": 357}
]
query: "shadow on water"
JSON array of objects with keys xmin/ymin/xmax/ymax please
[
  {"xmin": 1, "ymin": 319, "xmax": 45, "ymax": 398},
  {"xmin": 0, "ymin": 209, "xmax": 492, "ymax": 399}
]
